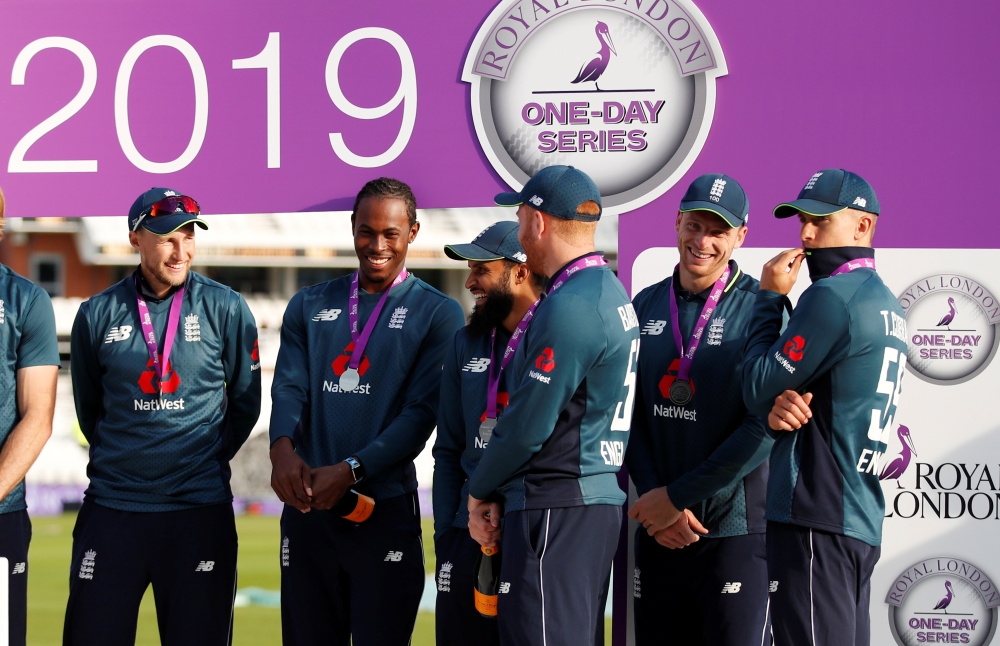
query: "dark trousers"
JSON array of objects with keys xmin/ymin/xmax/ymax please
[
  {"xmin": 0, "ymin": 510, "xmax": 30, "ymax": 646},
  {"xmin": 279, "ymin": 492, "xmax": 424, "ymax": 646},
  {"xmin": 497, "ymin": 505, "xmax": 620, "ymax": 646},
  {"xmin": 633, "ymin": 529, "xmax": 771, "ymax": 646},
  {"xmin": 434, "ymin": 527, "xmax": 501, "ymax": 646},
  {"xmin": 63, "ymin": 500, "xmax": 238, "ymax": 646},
  {"xmin": 767, "ymin": 521, "xmax": 880, "ymax": 646}
]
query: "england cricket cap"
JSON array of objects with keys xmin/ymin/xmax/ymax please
[
  {"xmin": 679, "ymin": 173, "xmax": 749, "ymax": 227},
  {"xmin": 128, "ymin": 187, "xmax": 208, "ymax": 234},
  {"xmin": 773, "ymin": 169, "xmax": 880, "ymax": 218},
  {"xmin": 494, "ymin": 165, "xmax": 603, "ymax": 222},
  {"xmin": 444, "ymin": 221, "xmax": 528, "ymax": 263}
]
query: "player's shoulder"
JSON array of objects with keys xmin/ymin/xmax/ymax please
[
  {"xmin": 632, "ymin": 274, "xmax": 672, "ymax": 314},
  {"xmin": 407, "ymin": 275, "xmax": 462, "ymax": 309},
  {"xmin": 289, "ymin": 274, "xmax": 350, "ymax": 308},
  {"xmin": 731, "ymin": 264, "xmax": 761, "ymax": 295},
  {"xmin": 0, "ymin": 263, "xmax": 48, "ymax": 302},
  {"xmin": 187, "ymin": 271, "xmax": 243, "ymax": 306}
]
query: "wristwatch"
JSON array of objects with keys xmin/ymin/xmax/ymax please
[{"xmin": 344, "ymin": 456, "xmax": 365, "ymax": 484}]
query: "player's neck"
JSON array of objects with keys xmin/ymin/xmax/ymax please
[
  {"xmin": 538, "ymin": 244, "xmax": 597, "ymax": 279},
  {"xmin": 677, "ymin": 262, "xmax": 729, "ymax": 295},
  {"xmin": 500, "ymin": 289, "xmax": 541, "ymax": 334}
]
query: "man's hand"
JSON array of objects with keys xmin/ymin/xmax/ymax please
[
  {"xmin": 760, "ymin": 248, "xmax": 806, "ymax": 295},
  {"xmin": 468, "ymin": 495, "xmax": 502, "ymax": 548},
  {"xmin": 309, "ymin": 463, "xmax": 355, "ymax": 510},
  {"xmin": 769, "ymin": 391, "xmax": 814, "ymax": 431},
  {"xmin": 627, "ymin": 486, "xmax": 682, "ymax": 536},
  {"xmin": 653, "ymin": 510, "xmax": 709, "ymax": 549},
  {"xmin": 269, "ymin": 437, "xmax": 313, "ymax": 513}
]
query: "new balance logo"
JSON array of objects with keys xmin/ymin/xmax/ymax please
[
  {"xmin": 388, "ymin": 307, "xmax": 408, "ymax": 329},
  {"xmin": 79, "ymin": 550, "xmax": 96, "ymax": 580},
  {"xmin": 312, "ymin": 308, "xmax": 342, "ymax": 322},
  {"xmin": 528, "ymin": 195, "xmax": 543, "ymax": 206},
  {"xmin": 499, "ymin": 582, "xmax": 511, "ymax": 593},
  {"xmin": 804, "ymin": 172, "xmax": 823, "ymax": 190},
  {"xmin": 641, "ymin": 320, "xmax": 666, "ymax": 336},
  {"xmin": 512, "ymin": 252, "xmax": 527, "ymax": 262},
  {"xmin": 105, "ymin": 326, "xmax": 133, "ymax": 343},
  {"xmin": 769, "ymin": 580, "xmax": 779, "ymax": 593},
  {"xmin": 721, "ymin": 582, "xmax": 742, "ymax": 594},
  {"xmin": 462, "ymin": 358, "xmax": 491, "ymax": 373},
  {"xmin": 709, "ymin": 178, "xmax": 727, "ymax": 202},
  {"xmin": 852, "ymin": 197, "xmax": 867, "ymax": 208},
  {"xmin": 384, "ymin": 551, "xmax": 403, "ymax": 562},
  {"xmin": 195, "ymin": 561, "xmax": 215, "ymax": 572},
  {"xmin": 11, "ymin": 562, "xmax": 26, "ymax": 575}
]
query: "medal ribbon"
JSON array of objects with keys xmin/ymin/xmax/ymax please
[
  {"xmin": 484, "ymin": 254, "xmax": 608, "ymax": 420},
  {"xmin": 134, "ymin": 274, "xmax": 185, "ymax": 394},
  {"xmin": 668, "ymin": 264, "xmax": 731, "ymax": 382},
  {"xmin": 347, "ymin": 268, "xmax": 409, "ymax": 370},
  {"xmin": 829, "ymin": 257, "xmax": 876, "ymax": 277}
]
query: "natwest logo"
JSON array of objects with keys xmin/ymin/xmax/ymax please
[
  {"xmin": 535, "ymin": 348, "xmax": 556, "ymax": 372},
  {"xmin": 138, "ymin": 358, "xmax": 181, "ymax": 394},
  {"xmin": 783, "ymin": 335, "xmax": 805, "ymax": 361},
  {"xmin": 332, "ymin": 342, "xmax": 370, "ymax": 377},
  {"xmin": 657, "ymin": 359, "xmax": 695, "ymax": 399}
]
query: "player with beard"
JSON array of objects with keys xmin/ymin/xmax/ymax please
[
  {"xmin": 269, "ymin": 178, "xmax": 465, "ymax": 645},
  {"xmin": 742, "ymin": 169, "xmax": 905, "ymax": 646},
  {"xmin": 0, "ymin": 186, "xmax": 60, "ymax": 646},
  {"xmin": 432, "ymin": 221, "xmax": 544, "ymax": 646},
  {"xmin": 66, "ymin": 188, "xmax": 261, "ymax": 645},
  {"xmin": 467, "ymin": 166, "xmax": 640, "ymax": 646}
]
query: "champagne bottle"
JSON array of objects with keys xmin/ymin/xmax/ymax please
[
  {"xmin": 474, "ymin": 544, "xmax": 501, "ymax": 618},
  {"xmin": 331, "ymin": 489, "xmax": 375, "ymax": 522}
]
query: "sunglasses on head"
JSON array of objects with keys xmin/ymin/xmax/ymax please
[{"xmin": 132, "ymin": 196, "xmax": 200, "ymax": 231}]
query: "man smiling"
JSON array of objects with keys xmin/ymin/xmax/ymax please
[
  {"xmin": 270, "ymin": 177, "xmax": 464, "ymax": 645},
  {"xmin": 626, "ymin": 174, "xmax": 776, "ymax": 645},
  {"xmin": 433, "ymin": 221, "xmax": 544, "ymax": 646},
  {"xmin": 66, "ymin": 188, "xmax": 261, "ymax": 645}
]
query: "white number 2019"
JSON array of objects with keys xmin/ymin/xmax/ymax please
[{"xmin": 611, "ymin": 338, "xmax": 640, "ymax": 432}]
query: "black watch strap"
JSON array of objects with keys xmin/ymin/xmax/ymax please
[{"xmin": 345, "ymin": 456, "xmax": 365, "ymax": 483}]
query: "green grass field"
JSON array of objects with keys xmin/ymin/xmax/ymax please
[{"xmin": 27, "ymin": 512, "xmax": 611, "ymax": 645}]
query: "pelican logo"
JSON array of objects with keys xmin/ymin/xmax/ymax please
[
  {"xmin": 897, "ymin": 275, "xmax": 999, "ymax": 385},
  {"xmin": 879, "ymin": 424, "xmax": 917, "ymax": 489},
  {"xmin": 463, "ymin": 0, "xmax": 727, "ymax": 214},
  {"xmin": 886, "ymin": 557, "xmax": 999, "ymax": 646}
]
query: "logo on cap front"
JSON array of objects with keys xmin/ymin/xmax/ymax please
[
  {"xmin": 463, "ymin": 0, "xmax": 728, "ymax": 215},
  {"xmin": 804, "ymin": 173, "xmax": 823, "ymax": 190},
  {"xmin": 709, "ymin": 178, "xmax": 726, "ymax": 202}
]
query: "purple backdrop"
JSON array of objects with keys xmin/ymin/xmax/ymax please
[{"xmin": 616, "ymin": 0, "xmax": 1000, "ymax": 289}]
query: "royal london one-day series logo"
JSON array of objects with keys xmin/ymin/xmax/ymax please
[
  {"xmin": 463, "ymin": 0, "xmax": 727, "ymax": 214},
  {"xmin": 886, "ymin": 557, "xmax": 999, "ymax": 646},
  {"xmin": 898, "ymin": 275, "xmax": 1000, "ymax": 385}
]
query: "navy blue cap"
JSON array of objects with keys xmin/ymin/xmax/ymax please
[
  {"xmin": 678, "ymin": 173, "xmax": 749, "ymax": 227},
  {"xmin": 494, "ymin": 165, "xmax": 602, "ymax": 221},
  {"xmin": 774, "ymin": 169, "xmax": 880, "ymax": 218},
  {"xmin": 128, "ymin": 188, "xmax": 208, "ymax": 234},
  {"xmin": 444, "ymin": 221, "xmax": 527, "ymax": 263}
]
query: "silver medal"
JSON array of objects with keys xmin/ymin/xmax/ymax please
[
  {"xmin": 339, "ymin": 368, "xmax": 361, "ymax": 391},
  {"xmin": 479, "ymin": 417, "xmax": 497, "ymax": 443},
  {"xmin": 668, "ymin": 379, "xmax": 693, "ymax": 406}
]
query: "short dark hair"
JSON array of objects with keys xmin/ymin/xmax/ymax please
[
  {"xmin": 501, "ymin": 259, "xmax": 547, "ymax": 289},
  {"xmin": 351, "ymin": 178, "xmax": 417, "ymax": 226}
]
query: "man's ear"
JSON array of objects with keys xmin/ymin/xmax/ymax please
[
  {"xmin": 513, "ymin": 262, "xmax": 530, "ymax": 285},
  {"xmin": 407, "ymin": 220, "xmax": 420, "ymax": 243},
  {"xmin": 129, "ymin": 230, "xmax": 141, "ymax": 250}
]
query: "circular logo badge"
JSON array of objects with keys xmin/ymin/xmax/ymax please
[
  {"xmin": 898, "ymin": 275, "xmax": 1000, "ymax": 385},
  {"xmin": 463, "ymin": 0, "xmax": 726, "ymax": 214},
  {"xmin": 887, "ymin": 557, "xmax": 999, "ymax": 646}
]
